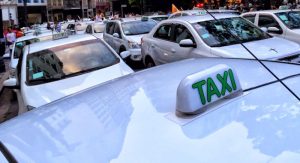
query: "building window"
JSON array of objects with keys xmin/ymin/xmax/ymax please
[
  {"xmin": 41, "ymin": 0, "xmax": 44, "ymax": 2},
  {"xmin": 34, "ymin": 0, "xmax": 39, "ymax": 3},
  {"xmin": 18, "ymin": 0, "xmax": 22, "ymax": 3}
]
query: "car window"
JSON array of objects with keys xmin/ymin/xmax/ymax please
[
  {"xmin": 182, "ymin": 13, "xmax": 189, "ymax": 16},
  {"xmin": 174, "ymin": 24, "xmax": 195, "ymax": 43},
  {"xmin": 275, "ymin": 11, "xmax": 300, "ymax": 29},
  {"xmin": 243, "ymin": 14, "xmax": 256, "ymax": 23},
  {"xmin": 258, "ymin": 15, "xmax": 281, "ymax": 29},
  {"xmin": 86, "ymin": 25, "xmax": 93, "ymax": 34},
  {"xmin": 154, "ymin": 24, "xmax": 172, "ymax": 41},
  {"xmin": 106, "ymin": 22, "xmax": 115, "ymax": 35},
  {"xmin": 121, "ymin": 20, "xmax": 156, "ymax": 35},
  {"xmin": 26, "ymin": 40, "xmax": 120, "ymax": 85},
  {"xmin": 151, "ymin": 17, "xmax": 168, "ymax": 22},
  {"xmin": 114, "ymin": 24, "xmax": 121, "ymax": 36},
  {"xmin": 14, "ymin": 38, "xmax": 40, "ymax": 59},
  {"xmin": 193, "ymin": 17, "xmax": 270, "ymax": 47}
]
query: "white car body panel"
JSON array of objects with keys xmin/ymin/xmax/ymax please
[{"xmin": 0, "ymin": 59, "xmax": 299, "ymax": 162}]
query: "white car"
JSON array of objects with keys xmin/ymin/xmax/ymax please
[
  {"xmin": 103, "ymin": 17, "xmax": 157, "ymax": 62},
  {"xmin": 241, "ymin": 10, "xmax": 300, "ymax": 44},
  {"xmin": 0, "ymin": 57, "xmax": 300, "ymax": 162},
  {"xmin": 169, "ymin": 9, "xmax": 239, "ymax": 19},
  {"xmin": 3, "ymin": 34, "xmax": 133, "ymax": 112},
  {"xmin": 85, "ymin": 22, "xmax": 106, "ymax": 39},
  {"xmin": 141, "ymin": 14, "xmax": 300, "ymax": 67},
  {"xmin": 9, "ymin": 32, "xmax": 54, "ymax": 77}
]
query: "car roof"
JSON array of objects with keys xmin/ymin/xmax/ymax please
[
  {"xmin": 167, "ymin": 14, "xmax": 239, "ymax": 23},
  {"xmin": 111, "ymin": 17, "xmax": 142, "ymax": 23},
  {"xmin": 27, "ymin": 34, "xmax": 97, "ymax": 54},
  {"xmin": 0, "ymin": 58, "xmax": 300, "ymax": 162},
  {"xmin": 16, "ymin": 31, "xmax": 53, "ymax": 42},
  {"xmin": 243, "ymin": 9, "xmax": 300, "ymax": 14}
]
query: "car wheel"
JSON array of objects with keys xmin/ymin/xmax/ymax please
[{"xmin": 145, "ymin": 57, "xmax": 155, "ymax": 68}]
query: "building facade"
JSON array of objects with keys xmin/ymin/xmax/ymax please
[
  {"xmin": 0, "ymin": 0, "xmax": 18, "ymax": 27},
  {"xmin": 17, "ymin": 0, "xmax": 47, "ymax": 25},
  {"xmin": 47, "ymin": 0, "xmax": 96, "ymax": 21}
]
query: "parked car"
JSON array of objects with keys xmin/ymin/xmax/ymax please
[
  {"xmin": 103, "ymin": 17, "xmax": 157, "ymax": 62},
  {"xmin": 85, "ymin": 22, "xmax": 106, "ymax": 39},
  {"xmin": 9, "ymin": 31, "xmax": 54, "ymax": 78},
  {"xmin": 241, "ymin": 10, "xmax": 300, "ymax": 44},
  {"xmin": 3, "ymin": 34, "xmax": 133, "ymax": 113},
  {"xmin": 141, "ymin": 14, "xmax": 300, "ymax": 67},
  {"xmin": 0, "ymin": 58, "xmax": 300, "ymax": 162}
]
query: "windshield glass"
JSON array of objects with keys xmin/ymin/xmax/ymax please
[
  {"xmin": 26, "ymin": 40, "xmax": 119, "ymax": 85},
  {"xmin": 276, "ymin": 11, "xmax": 300, "ymax": 29},
  {"xmin": 193, "ymin": 17, "xmax": 271, "ymax": 47},
  {"xmin": 122, "ymin": 20, "xmax": 157, "ymax": 35}
]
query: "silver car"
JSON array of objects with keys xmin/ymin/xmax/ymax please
[
  {"xmin": 141, "ymin": 14, "xmax": 300, "ymax": 67},
  {"xmin": 103, "ymin": 17, "xmax": 157, "ymax": 62}
]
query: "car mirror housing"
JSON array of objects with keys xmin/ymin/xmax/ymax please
[
  {"xmin": 179, "ymin": 39, "xmax": 196, "ymax": 48},
  {"xmin": 113, "ymin": 33, "xmax": 120, "ymax": 38},
  {"xmin": 3, "ymin": 78, "xmax": 20, "ymax": 89},
  {"xmin": 267, "ymin": 27, "xmax": 282, "ymax": 34},
  {"xmin": 120, "ymin": 51, "xmax": 131, "ymax": 59}
]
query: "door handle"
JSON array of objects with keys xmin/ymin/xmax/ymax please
[
  {"xmin": 171, "ymin": 49, "xmax": 176, "ymax": 53},
  {"xmin": 151, "ymin": 44, "xmax": 155, "ymax": 48}
]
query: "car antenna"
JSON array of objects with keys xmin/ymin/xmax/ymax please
[{"xmin": 201, "ymin": 7, "xmax": 300, "ymax": 101}]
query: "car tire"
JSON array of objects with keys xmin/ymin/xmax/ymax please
[{"xmin": 145, "ymin": 56, "xmax": 155, "ymax": 68}]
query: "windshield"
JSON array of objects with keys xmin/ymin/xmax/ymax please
[
  {"xmin": 193, "ymin": 17, "xmax": 271, "ymax": 47},
  {"xmin": 121, "ymin": 20, "xmax": 157, "ymax": 35},
  {"xmin": 276, "ymin": 11, "xmax": 300, "ymax": 29},
  {"xmin": 26, "ymin": 40, "xmax": 119, "ymax": 85}
]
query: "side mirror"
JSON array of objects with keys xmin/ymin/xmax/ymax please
[
  {"xmin": 120, "ymin": 51, "xmax": 130, "ymax": 59},
  {"xmin": 179, "ymin": 39, "xmax": 196, "ymax": 48},
  {"xmin": 3, "ymin": 78, "xmax": 19, "ymax": 89},
  {"xmin": 260, "ymin": 27, "xmax": 267, "ymax": 32},
  {"xmin": 113, "ymin": 33, "xmax": 120, "ymax": 38},
  {"xmin": 267, "ymin": 27, "xmax": 282, "ymax": 34}
]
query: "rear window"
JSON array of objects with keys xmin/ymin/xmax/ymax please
[
  {"xmin": 26, "ymin": 40, "xmax": 119, "ymax": 85},
  {"xmin": 121, "ymin": 20, "xmax": 157, "ymax": 35}
]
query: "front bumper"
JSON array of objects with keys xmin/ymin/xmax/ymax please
[{"xmin": 129, "ymin": 49, "xmax": 142, "ymax": 61}]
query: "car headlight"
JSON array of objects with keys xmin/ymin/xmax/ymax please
[{"xmin": 128, "ymin": 41, "xmax": 141, "ymax": 49}]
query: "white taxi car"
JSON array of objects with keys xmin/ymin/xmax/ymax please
[
  {"xmin": 0, "ymin": 58, "xmax": 299, "ymax": 162},
  {"xmin": 241, "ymin": 10, "xmax": 300, "ymax": 44},
  {"xmin": 85, "ymin": 22, "xmax": 106, "ymax": 39},
  {"xmin": 103, "ymin": 17, "xmax": 157, "ymax": 62},
  {"xmin": 9, "ymin": 32, "xmax": 54, "ymax": 76},
  {"xmin": 3, "ymin": 34, "xmax": 133, "ymax": 112},
  {"xmin": 169, "ymin": 9, "xmax": 239, "ymax": 19},
  {"xmin": 141, "ymin": 14, "xmax": 300, "ymax": 67}
]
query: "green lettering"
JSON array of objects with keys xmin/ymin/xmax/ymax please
[
  {"xmin": 228, "ymin": 69, "xmax": 237, "ymax": 90},
  {"xmin": 192, "ymin": 80, "xmax": 206, "ymax": 105},
  {"xmin": 217, "ymin": 71, "xmax": 232, "ymax": 96},
  {"xmin": 207, "ymin": 77, "xmax": 221, "ymax": 103}
]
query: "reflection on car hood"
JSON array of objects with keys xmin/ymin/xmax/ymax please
[
  {"xmin": 0, "ymin": 58, "xmax": 300, "ymax": 162},
  {"xmin": 212, "ymin": 37, "xmax": 300, "ymax": 60},
  {"xmin": 126, "ymin": 34, "xmax": 145, "ymax": 44},
  {"xmin": 23, "ymin": 62, "xmax": 133, "ymax": 108}
]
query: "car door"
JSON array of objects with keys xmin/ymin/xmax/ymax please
[
  {"xmin": 171, "ymin": 24, "xmax": 197, "ymax": 62},
  {"xmin": 242, "ymin": 13, "xmax": 257, "ymax": 24},
  {"xmin": 112, "ymin": 23, "xmax": 123, "ymax": 53},
  {"xmin": 104, "ymin": 22, "xmax": 115, "ymax": 49},
  {"xmin": 258, "ymin": 14, "xmax": 284, "ymax": 37},
  {"xmin": 150, "ymin": 24, "xmax": 174, "ymax": 64}
]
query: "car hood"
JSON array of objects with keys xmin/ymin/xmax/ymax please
[
  {"xmin": 23, "ymin": 62, "xmax": 133, "ymax": 108},
  {"xmin": 212, "ymin": 37, "xmax": 300, "ymax": 60},
  {"xmin": 1, "ymin": 58, "xmax": 300, "ymax": 163},
  {"xmin": 126, "ymin": 34, "xmax": 145, "ymax": 44}
]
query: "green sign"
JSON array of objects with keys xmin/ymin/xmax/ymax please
[{"xmin": 192, "ymin": 69, "xmax": 237, "ymax": 105}]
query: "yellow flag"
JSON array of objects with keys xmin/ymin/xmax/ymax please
[{"xmin": 172, "ymin": 4, "xmax": 180, "ymax": 13}]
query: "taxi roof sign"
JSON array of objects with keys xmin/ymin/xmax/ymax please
[{"xmin": 176, "ymin": 64, "xmax": 242, "ymax": 114}]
